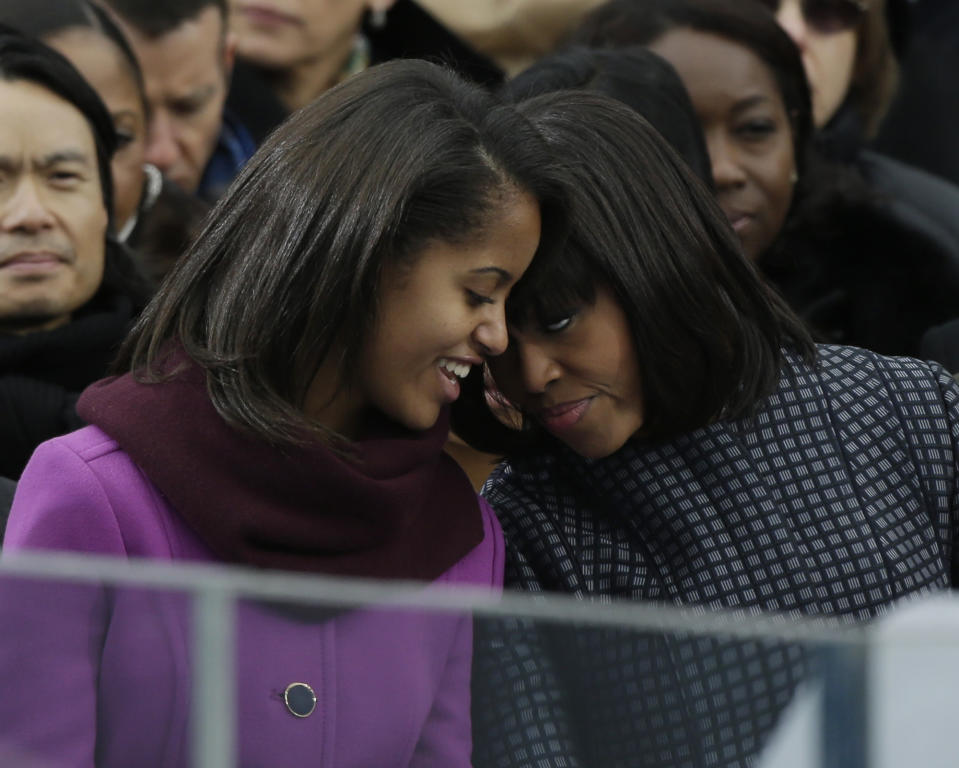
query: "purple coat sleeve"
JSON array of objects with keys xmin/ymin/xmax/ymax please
[{"xmin": 0, "ymin": 438, "xmax": 128, "ymax": 767}]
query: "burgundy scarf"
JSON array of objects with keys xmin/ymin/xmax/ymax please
[{"xmin": 76, "ymin": 352, "xmax": 482, "ymax": 581}]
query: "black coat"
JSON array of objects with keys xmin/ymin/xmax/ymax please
[
  {"xmin": 763, "ymin": 151, "xmax": 959, "ymax": 360},
  {"xmin": 874, "ymin": 0, "xmax": 959, "ymax": 186},
  {"xmin": 0, "ymin": 291, "xmax": 134, "ymax": 479},
  {"xmin": 226, "ymin": 0, "xmax": 504, "ymax": 147}
]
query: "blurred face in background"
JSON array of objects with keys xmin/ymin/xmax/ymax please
[
  {"xmin": 760, "ymin": 0, "xmax": 859, "ymax": 127},
  {"xmin": 649, "ymin": 28, "xmax": 796, "ymax": 261},
  {"xmin": 0, "ymin": 80, "xmax": 108, "ymax": 333},
  {"xmin": 47, "ymin": 28, "xmax": 147, "ymax": 232},
  {"xmin": 115, "ymin": 6, "xmax": 234, "ymax": 193},
  {"xmin": 229, "ymin": 0, "xmax": 393, "ymax": 71}
]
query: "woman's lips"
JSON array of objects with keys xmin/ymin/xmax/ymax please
[
  {"xmin": 536, "ymin": 397, "xmax": 593, "ymax": 434},
  {"xmin": 237, "ymin": 4, "xmax": 301, "ymax": 26},
  {"xmin": 725, "ymin": 211, "xmax": 754, "ymax": 234}
]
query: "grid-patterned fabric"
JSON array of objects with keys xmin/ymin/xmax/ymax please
[{"xmin": 473, "ymin": 345, "xmax": 959, "ymax": 767}]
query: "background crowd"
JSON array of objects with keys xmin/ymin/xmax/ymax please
[{"xmin": 0, "ymin": 0, "xmax": 957, "ymax": 766}]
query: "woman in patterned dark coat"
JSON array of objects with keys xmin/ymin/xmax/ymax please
[{"xmin": 455, "ymin": 91, "xmax": 959, "ymax": 767}]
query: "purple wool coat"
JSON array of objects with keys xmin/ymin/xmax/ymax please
[{"xmin": 0, "ymin": 426, "xmax": 504, "ymax": 767}]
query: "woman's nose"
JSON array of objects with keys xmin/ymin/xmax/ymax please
[
  {"xmin": 516, "ymin": 340, "xmax": 561, "ymax": 395},
  {"xmin": 708, "ymin": 134, "xmax": 748, "ymax": 190},
  {"xmin": 473, "ymin": 308, "xmax": 509, "ymax": 357}
]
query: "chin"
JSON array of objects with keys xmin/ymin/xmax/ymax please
[
  {"xmin": 395, "ymin": 406, "xmax": 443, "ymax": 433},
  {"xmin": 563, "ymin": 436, "xmax": 627, "ymax": 461}
]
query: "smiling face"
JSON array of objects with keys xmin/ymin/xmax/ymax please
[
  {"xmin": 118, "ymin": 6, "xmax": 233, "ymax": 193},
  {"xmin": 649, "ymin": 28, "xmax": 796, "ymax": 261},
  {"xmin": 0, "ymin": 79, "xmax": 108, "ymax": 334},
  {"xmin": 489, "ymin": 283, "xmax": 644, "ymax": 460},
  {"xmin": 773, "ymin": 0, "xmax": 857, "ymax": 127},
  {"xmin": 305, "ymin": 188, "xmax": 542, "ymax": 438},
  {"xmin": 47, "ymin": 28, "xmax": 147, "ymax": 232}
]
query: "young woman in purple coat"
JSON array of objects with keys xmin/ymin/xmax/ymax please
[{"xmin": 0, "ymin": 32, "xmax": 568, "ymax": 767}]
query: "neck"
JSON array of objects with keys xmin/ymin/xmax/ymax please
[
  {"xmin": 304, "ymin": 361, "xmax": 367, "ymax": 441},
  {"xmin": 269, "ymin": 35, "xmax": 359, "ymax": 112}
]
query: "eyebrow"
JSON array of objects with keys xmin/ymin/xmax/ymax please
[
  {"xmin": 0, "ymin": 150, "xmax": 91, "ymax": 173},
  {"xmin": 36, "ymin": 150, "xmax": 92, "ymax": 169},
  {"xmin": 469, "ymin": 266, "xmax": 513, "ymax": 285},
  {"xmin": 731, "ymin": 94, "xmax": 773, "ymax": 116},
  {"xmin": 171, "ymin": 84, "xmax": 216, "ymax": 105}
]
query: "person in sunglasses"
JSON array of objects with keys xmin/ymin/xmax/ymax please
[
  {"xmin": 874, "ymin": 0, "xmax": 959, "ymax": 187},
  {"xmin": 758, "ymin": 0, "xmax": 894, "ymax": 136},
  {"xmin": 572, "ymin": 0, "xmax": 959, "ymax": 364},
  {"xmin": 758, "ymin": 0, "xmax": 959, "ymax": 364}
]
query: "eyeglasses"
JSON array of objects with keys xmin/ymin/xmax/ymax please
[{"xmin": 756, "ymin": 0, "xmax": 868, "ymax": 34}]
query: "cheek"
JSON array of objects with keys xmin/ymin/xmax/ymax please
[
  {"xmin": 759, "ymin": 140, "xmax": 796, "ymax": 219},
  {"xmin": 79, "ymin": 202, "xmax": 109, "ymax": 253},
  {"xmin": 236, "ymin": 26, "xmax": 310, "ymax": 66},
  {"xmin": 304, "ymin": 2, "xmax": 365, "ymax": 45},
  {"xmin": 111, "ymin": 152, "xmax": 145, "ymax": 217},
  {"xmin": 816, "ymin": 31, "xmax": 857, "ymax": 84}
]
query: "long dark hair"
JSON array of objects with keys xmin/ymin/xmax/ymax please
[
  {"xmin": 454, "ymin": 92, "xmax": 814, "ymax": 453},
  {"xmin": 504, "ymin": 45, "xmax": 713, "ymax": 186},
  {"xmin": 117, "ymin": 59, "xmax": 569, "ymax": 445}
]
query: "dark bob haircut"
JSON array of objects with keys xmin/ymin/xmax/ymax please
[
  {"xmin": 118, "ymin": 58, "xmax": 569, "ymax": 446},
  {"xmin": 454, "ymin": 92, "xmax": 814, "ymax": 452},
  {"xmin": 504, "ymin": 45, "xmax": 713, "ymax": 186},
  {"xmin": 572, "ymin": 0, "xmax": 814, "ymax": 178}
]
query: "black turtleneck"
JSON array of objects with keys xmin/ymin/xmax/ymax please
[{"xmin": 0, "ymin": 292, "xmax": 134, "ymax": 479}]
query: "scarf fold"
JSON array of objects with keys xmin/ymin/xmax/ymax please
[{"xmin": 76, "ymin": 349, "xmax": 482, "ymax": 581}]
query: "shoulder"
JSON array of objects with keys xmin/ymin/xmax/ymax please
[
  {"xmin": 4, "ymin": 426, "xmax": 172, "ymax": 557},
  {"xmin": 858, "ymin": 150, "xmax": 959, "ymax": 255},
  {"xmin": 859, "ymin": 150, "xmax": 959, "ymax": 215},
  {"xmin": 438, "ymin": 496, "xmax": 506, "ymax": 589},
  {"xmin": 23, "ymin": 425, "xmax": 149, "ymax": 496},
  {"xmin": 784, "ymin": 345, "xmax": 959, "ymax": 441},
  {"xmin": 810, "ymin": 344, "xmax": 952, "ymax": 394}
]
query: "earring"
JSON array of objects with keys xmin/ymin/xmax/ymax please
[
  {"xmin": 790, "ymin": 170, "xmax": 799, "ymax": 185},
  {"xmin": 369, "ymin": 7, "xmax": 388, "ymax": 28}
]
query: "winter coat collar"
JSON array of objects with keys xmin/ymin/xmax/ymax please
[{"xmin": 76, "ymin": 348, "xmax": 482, "ymax": 580}]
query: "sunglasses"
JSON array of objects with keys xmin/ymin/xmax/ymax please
[{"xmin": 757, "ymin": 0, "xmax": 868, "ymax": 34}]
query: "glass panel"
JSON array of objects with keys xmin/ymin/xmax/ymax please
[{"xmin": 0, "ymin": 553, "xmax": 955, "ymax": 767}]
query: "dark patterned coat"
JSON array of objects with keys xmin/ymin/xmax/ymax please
[{"xmin": 472, "ymin": 345, "xmax": 959, "ymax": 768}]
